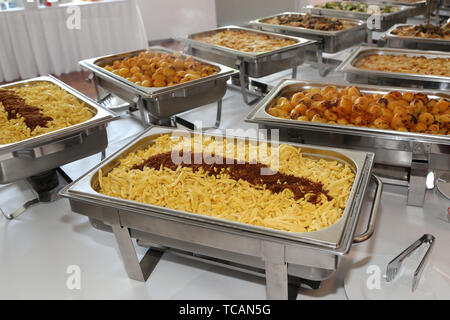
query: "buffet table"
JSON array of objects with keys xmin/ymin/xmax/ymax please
[
  {"xmin": 0, "ymin": 0, "xmax": 147, "ymax": 82},
  {"xmin": 1, "ymin": 63, "xmax": 448, "ymax": 300}
]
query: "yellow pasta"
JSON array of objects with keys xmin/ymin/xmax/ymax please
[
  {"xmin": 97, "ymin": 135, "xmax": 355, "ymax": 233},
  {"xmin": 0, "ymin": 82, "xmax": 94, "ymax": 145}
]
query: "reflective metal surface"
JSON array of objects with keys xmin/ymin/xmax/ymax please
[
  {"xmin": 383, "ymin": 23, "xmax": 450, "ymax": 51},
  {"xmin": 245, "ymin": 79, "xmax": 450, "ymax": 207},
  {"xmin": 79, "ymin": 46, "xmax": 237, "ymax": 122},
  {"xmin": 249, "ymin": 12, "xmax": 367, "ymax": 53},
  {"xmin": 359, "ymin": 0, "xmax": 429, "ymax": 17},
  {"xmin": 336, "ymin": 46, "xmax": 450, "ymax": 90},
  {"xmin": 0, "ymin": 76, "xmax": 117, "ymax": 184},
  {"xmin": 182, "ymin": 26, "xmax": 317, "ymax": 78},
  {"xmin": 60, "ymin": 126, "xmax": 381, "ymax": 298},
  {"xmin": 306, "ymin": 3, "xmax": 411, "ymax": 31}
]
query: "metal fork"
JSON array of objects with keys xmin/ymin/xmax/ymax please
[{"xmin": 386, "ymin": 234, "xmax": 436, "ymax": 292}]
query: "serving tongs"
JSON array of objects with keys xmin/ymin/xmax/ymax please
[{"xmin": 386, "ymin": 234, "xmax": 436, "ymax": 292}]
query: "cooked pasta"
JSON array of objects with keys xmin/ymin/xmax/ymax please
[
  {"xmin": 0, "ymin": 82, "xmax": 94, "ymax": 145},
  {"xmin": 98, "ymin": 135, "xmax": 355, "ymax": 233}
]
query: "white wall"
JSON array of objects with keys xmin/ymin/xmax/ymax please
[
  {"xmin": 136, "ymin": 0, "xmax": 217, "ymax": 41},
  {"xmin": 215, "ymin": 0, "xmax": 302, "ymax": 26}
]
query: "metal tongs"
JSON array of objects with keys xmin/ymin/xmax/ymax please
[{"xmin": 386, "ymin": 234, "xmax": 436, "ymax": 292}]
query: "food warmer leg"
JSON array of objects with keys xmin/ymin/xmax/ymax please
[
  {"xmin": 1, "ymin": 168, "xmax": 72, "ymax": 220},
  {"xmin": 89, "ymin": 73, "xmax": 224, "ymax": 130},
  {"xmin": 228, "ymin": 60, "xmax": 299, "ymax": 106},
  {"xmin": 82, "ymin": 176, "xmax": 380, "ymax": 300}
]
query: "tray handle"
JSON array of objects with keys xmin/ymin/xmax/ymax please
[
  {"xmin": 353, "ymin": 174, "xmax": 383, "ymax": 244},
  {"xmin": 13, "ymin": 132, "xmax": 85, "ymax": 159}
]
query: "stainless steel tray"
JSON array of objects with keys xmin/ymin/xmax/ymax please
[
  {"xmin": 249, "ymin": 12, "xmax": 367, "ymax": 53},
  {"xmin": 79, "ymin": 46, "xmax": 237, "ymax": 121},
  {"xmin": 0, "ymin": 76, "xmax": 117, "ymax": 184},
  {"xmin": 359, "ymin": 0, "xmax": 428, "ymax": 17},
  {"xmin": 336, "ymin": 46, "xmax": 450, "ymax": 90},
  {"xmin": 181, "ymin": 26, "xmax": 317, "ymax": 78},
  {"xmin": 306, "ymin": 2, "xmax": 411, "ymax": 31},
  {"xmin": 246, "ymin": 79, "xmax": 450, "ymax": 168},
  {"xmin": 246, "ymin": 79, "xmax": 449, "ymax": 207},
  {"xmin": 60, "ymin": 126, "xmax": 381, "ymax": 298},
  {"xmin": 383, "ymin": 23, "xmax": 450, "ymax": 51}
]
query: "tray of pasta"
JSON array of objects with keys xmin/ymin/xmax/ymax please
[
  {"xmin": 0, "ymin": 76, "xmax": 117, "ymax": 184},
  {"xmin": 60, "ymin": 126, "xmax": 381, "ymax": 298}
]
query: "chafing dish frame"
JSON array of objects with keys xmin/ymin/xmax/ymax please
[
  {"xmin": 0, "ymin": 76, "xmax": 117, "ymax": 184},
  {"xmin": 336, "ymin": 46, "xmax": 450, "ymax": 90},
  {"xmin": 245, "ymin": 79, "xmax": 450, "ymax": 207},
  {"xmin": 60, "ymin": 126, "xmax": 381, "ymax": 299},
  {"xmin": 306, "ymin": 2, "xmax": 412, "ymax": 32},
  {"xmin": 79, "ymin": 46, "xmax": 237, "ymax": 127},
  {"xmin": 382, "ymin": 23, "xmax": 450, "ymax": 52},
  {"xmin": 249, "ymin": 12, "xmax": 368, "ymax": 53},
  {"xmin": 180, "ymin": 26, "xmax": 318, "ymax": 105}
]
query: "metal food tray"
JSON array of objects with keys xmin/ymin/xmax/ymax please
[
  {"xmin": 181, "ymin": 26, "xmax": 317, "ymax": 78},
  {"xmin": 359, "ymin": 0, "xmax": 428, "ymax": 17},
  {"xmin": 0, "ymin": 76, "xmax": 117, "ymax": 184},
  {"xmin": 336, "ymin": 46, "xmax": 450, "ymax": 90},
  {"xmin": 383, "ymin": 23, "xmax": 450, "ymax": 51},
  {"xmin": 60, "ymin": 126, "xmax": 381, "ymax": 299},
  {"xmin": 79, "ymin": 46, "xmax": 237, "ymax": 124},
  {"xmin": 245, "ymin": 79, "xmax": 450, "ymax": 206},
  {"xmin": 306, "ymin": 3, "xmax": 411, "ymax": 31},
  {"xmin": 249, "ymin": 12, "xmax": 367, "ymax": 53}
]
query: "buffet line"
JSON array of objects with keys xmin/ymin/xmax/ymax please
[{"xmin": 1, "ymin": 0, "xmax": 449, "ymax": 300}]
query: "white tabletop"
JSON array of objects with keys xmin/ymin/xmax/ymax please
[{"xmin": 1, "ymin": 63, "xmax": 449, "ymax": 300}]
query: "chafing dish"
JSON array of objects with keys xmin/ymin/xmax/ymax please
[
  {"xmin": 246, "ymin": 79, "xmax": 450, "ymax": 207},
  {"xmin": 60, "ymin": 126, "xmax": 381, "ymax": 299},
  {"xmin": 0, "ymin": 76, "xmax": 117, "ymax": 184},
  {"xmin": 79, "ymin": 46, "xmax": 237, "ymax": 126},
  {"xmin": 249, "ymin": 12, "xmax": 367, "ymax": 53},
  {"xmin": 181, "ymin": 26, "xmax": 317, "ymax": 104},
  {"xmin": 306, "ymin": 2, "xmax": 411, "ymax": 32},
  {"xmin": 382, "ymin": 23, "xmax": 450, "ymax": 52},
  {"xmin": 336, "ymin": 46, "xmax": 450, "ymax": 90},
  {"xmin": 359, "ymin": 0, "xmax": 429, "ymax": 17}
]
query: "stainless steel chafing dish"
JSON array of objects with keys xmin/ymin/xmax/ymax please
[
  {"xmin": 0, "ymin": 76, "xmax": 117, "ymax": 184},
  {"xmin": 249, "ymin": 12, "xmax": 367, "ymax": 53},
  {"xmin": 382, "ymin": 23, "xmax": 450, "ymax": 52},
  {"xmin": 181, "ymin": 26, "xmax": 317, "ymax": 104},
  {"xmin": 245, "ymin": 79, "xmax": 450, "ymax": 207},
  {"xmin": 60, "ymin": 126, "xmax": 381, "ymax": 300},
  {"xmin": 79, "ymin": 46, "xmax": 237, "ymax": 127},
  {"xmin": 359, "ymin": 0, "xmax": 429, "ymax": 17},
  {"xmin": 306, "ymin": 2, "xmax": 411, "ymax": 32},
  {"xmin": 336, "ymin": 46, "xmax": 450, "ymax": 90}
]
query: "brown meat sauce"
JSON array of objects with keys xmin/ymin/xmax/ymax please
[
  {"xmin": 0, "ymin": 89, "xmax": 52, "ymax": 130},
  {"xmin": 132, "ymin": 151, "xmax": 332, "ymax": 205}
]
